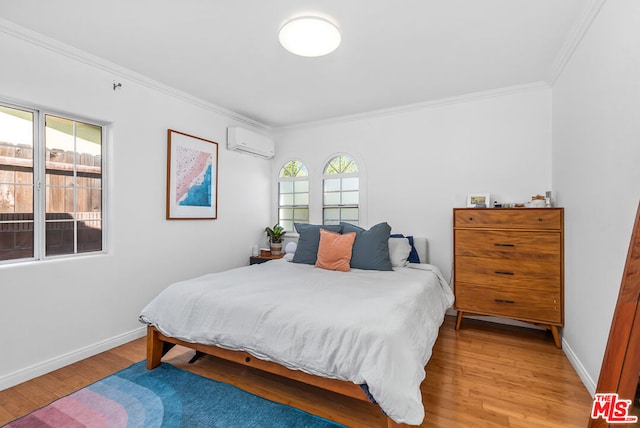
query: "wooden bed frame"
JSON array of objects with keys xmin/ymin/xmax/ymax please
[
  {"xmin": 146, "ymin": 326, "xmax": 409, "ymax": 428},
  {"xmin": 145, "ymin": 240, "xmax": 429, "ymax": 427}
]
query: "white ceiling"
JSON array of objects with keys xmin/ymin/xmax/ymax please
[{"xmin": 0, "ymin": 0, "xmax": 586, "ymax": 128}]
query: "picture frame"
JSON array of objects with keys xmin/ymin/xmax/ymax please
[
  {"xmin": 466, "ymin": 193, "xmax": 491, "ymax": 208},
  {"xmin": 166, "ymin": 129, "xmax": 218, "ymax": 220}
]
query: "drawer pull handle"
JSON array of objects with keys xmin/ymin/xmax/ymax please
[
  {"xmin": 495, "ymin": 271, "xmax": 514, "ymax": 275},
  {"xmin": 495, "ymin": 299, "xmax": 515, "ymax": 304},
  {"xmin": 494, "ymin": 243, "xmax": 514, "ymax": 247}
]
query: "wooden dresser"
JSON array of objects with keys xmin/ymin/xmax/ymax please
[{"xmin": 453, "ymin": 208, "xmax": 564, "ymax": 348}]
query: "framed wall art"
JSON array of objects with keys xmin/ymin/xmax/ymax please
[
  {"xmin": 466, "ymin": 193, "xmax": 491, "ymax": 208},
  {"xmin": 166, "ymin": 129, "xmax": 218, "ymax": 220}
]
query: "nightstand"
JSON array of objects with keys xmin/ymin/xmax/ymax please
[{"xmin": 250, "ymin": 254, "xmax": 284, "ymax": 265}]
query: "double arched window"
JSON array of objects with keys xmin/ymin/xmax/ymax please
[
  {"xmin": 277, "ymin": 160, "xmax": 309, "ymax": 232},
  {"xmin": 276, "ymin": 154, "xmax": 360, "ymax": 231}
]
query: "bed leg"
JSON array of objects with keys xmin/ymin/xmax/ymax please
[{"xmin": 146, "ymin": 326, "xmax": 163, "ymax": 369}]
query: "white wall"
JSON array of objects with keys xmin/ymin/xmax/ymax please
[
  {"xmin": 274, "ymin": 86, "xmax": 553, "ymax": 277},
  {"xmin": 552, "ymin": 0, "xmax": 640, "ymax": 393},
  {"xmin": 0, "ymin": 29, "xmax": 272, "ymax": 388}
]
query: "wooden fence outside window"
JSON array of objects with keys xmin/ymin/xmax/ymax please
[{"xmin": 0, "ymin": 142, "xmax": 102, "ymax": 260}]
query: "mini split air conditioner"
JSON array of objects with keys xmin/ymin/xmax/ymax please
[{"xmin": 227, "ymin": 127, "xmax": 275, "ymax": 159}]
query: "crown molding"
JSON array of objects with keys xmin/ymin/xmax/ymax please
[
  {"xmin": 0, "ymin": 18, "xmax": 269, "ymax": 131},
  {"xmin": 275, "ymin": 81, "xmax": 550, "ymax": 133},
  {"xmin": 547, "ymin": 0, "xmax": 607, "ymax": 86},
  {"xmin": 2, "ymin": 1, "xmax": 600, "ymax": 136}
]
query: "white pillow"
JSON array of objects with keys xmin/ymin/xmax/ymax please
[
  {"xmin": 285, "ymin": 241, "xmax": 297, "ymax": 254},
  {"xmin": 388, "ymin": 237, "xmax": 412, "ymax": 267}
]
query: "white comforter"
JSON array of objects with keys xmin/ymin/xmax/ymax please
[{"xmin": 139, "ymin": 260, "xmax": 454, "ymax": 425}]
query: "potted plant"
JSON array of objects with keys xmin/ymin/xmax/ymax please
[{"xmin": 265, "ymin": 224, "xmax": 286, "ymax": 255}]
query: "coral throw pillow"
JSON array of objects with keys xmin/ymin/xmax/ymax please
[{"xmin": 315, "ymin": 229, "xmax": 356, "ymax": 272}]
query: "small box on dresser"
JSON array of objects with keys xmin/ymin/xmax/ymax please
[{"xmin": 453, "ymin": 208, "xmax": 564, "ymax": 348}]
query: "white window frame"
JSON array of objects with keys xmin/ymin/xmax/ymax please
[
  {"xmin": 277, "ymin": 159, "xmax": 310, "ymax": 232},
  {"xmin": 0, "ymin": 100, "xmax": 107, "ymax": 265},
  {"xmin": 322, "ymin": 153, "xmax": 361, "ymax": 226}
]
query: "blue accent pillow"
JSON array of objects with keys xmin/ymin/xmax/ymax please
[
  {"xmin": 390, "ymin": 234, "xmax": 421, "ymax": 263},
  {"xmin": 340, "ymin": 222, "xmax": 393, "ymax": 271},
  {"xmin": 292, "ymin": 223, "xmax": 343, "ymax": 265}
]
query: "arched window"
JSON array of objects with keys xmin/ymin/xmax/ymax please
[
  {"xmin": 278, "ymin": 160, "xmax": 309, "ymax": 232},
  {"xmin": 323, "ymin": 154, "xmax": 359, "ymax": 226}
]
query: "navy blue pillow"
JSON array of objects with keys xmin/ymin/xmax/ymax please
[
  {"xmin": 341, "ymin": 222, "xmax": 393, "ymax": 271},
  {"xmin": 292, "ymin": 223, "xmax": 343, "ymax": 265},
  {"xmin": 390, "ymin": 234, "xmax": 421, "ymax": 264}
]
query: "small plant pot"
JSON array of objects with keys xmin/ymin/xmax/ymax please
[{"xmin": 270, "ymin": 242, "xmax": 283, "ymax": 255}]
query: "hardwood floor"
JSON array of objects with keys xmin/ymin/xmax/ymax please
[{"xmin": 0, "ymin": 316, "xmax": 594, "ymax": 427}]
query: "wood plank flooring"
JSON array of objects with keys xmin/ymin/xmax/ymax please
[{"xmin": 0, "ymin": 316, "xmax": 594, "ymax": 427}]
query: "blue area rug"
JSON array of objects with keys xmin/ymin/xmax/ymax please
[{"xmin": 4, "ymin": 361, "xmax": 346, "ymax": 428}]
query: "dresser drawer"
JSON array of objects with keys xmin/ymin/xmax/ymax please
[
  {"xmin": 455, "ymin": 282, "xmax": 562, "ymax": 324},
  {"xmin": 455, "ymin": 256, "xmax": 560, "ymax": 290},
  {"xmin": 454, "ymin": 208, "xmax": 562, "ymax": 230},
  {"xmin": 455, "ymin": 229, "xmax": 561, "ymax": 260}
]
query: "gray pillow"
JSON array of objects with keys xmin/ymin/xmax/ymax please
[
  {"xmin": 292, "ymin": 223, "xmax": 343, "ymax": 265},
  {"xmin": 340, "ymin": 222, "xmax": 393, "ymax": 271}
]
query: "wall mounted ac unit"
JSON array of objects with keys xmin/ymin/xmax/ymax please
[{"xmin": 227, "ymin": 127, "xmax": 275, "ymax": 159}]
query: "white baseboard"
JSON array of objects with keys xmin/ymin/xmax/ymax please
[
  {"xmin": 0, "ymin": 326, "xmax": 147, "ymax": 391},
  {"xmin": 562, "ymin": 336, "xmax": 597, "ymax": 397}
]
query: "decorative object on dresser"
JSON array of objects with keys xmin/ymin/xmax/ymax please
[
  {"xmin": 453, "ymin": 207, "xmax": 564, "ymax": 348},
  {"xmin": 466, "ymin": 193, "xmax": 491, "ymax": 208}
]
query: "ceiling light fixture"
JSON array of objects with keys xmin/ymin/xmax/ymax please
[{"xmin": 279, "ymin": 16, "xmax": 341, "ymax": 57}]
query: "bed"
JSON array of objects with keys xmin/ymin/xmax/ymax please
[{"xmin": 139, "ymin": 230, "xmax": 454, "ymax": 427}]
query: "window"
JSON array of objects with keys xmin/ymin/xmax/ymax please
[
  {"xmin": 0, "ymin": 102, "xmax": 104, "ymax": 263},
  {"xmin": 0, "ymin": 105, "xmax": 34, "ymax": 261},
  {"xmin": 278, "ymin": 160, "xmax": 309, "ymax": 232},
  {"xmin": 323, "ymin": 154, "xmax": 359, "ymax": 226}
]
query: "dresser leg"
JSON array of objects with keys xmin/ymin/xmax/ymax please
[
  {"xmin": 455, "ymin": 311, "xmax": 464, "ymax": 330},
  {"xmin": 550, "ymin": 326, "xmax": 561, "ymax": 349}
]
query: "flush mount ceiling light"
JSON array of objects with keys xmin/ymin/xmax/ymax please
[{"xmin": 279, "ymin": 16, "xmax": 341, "ymax": 57}]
